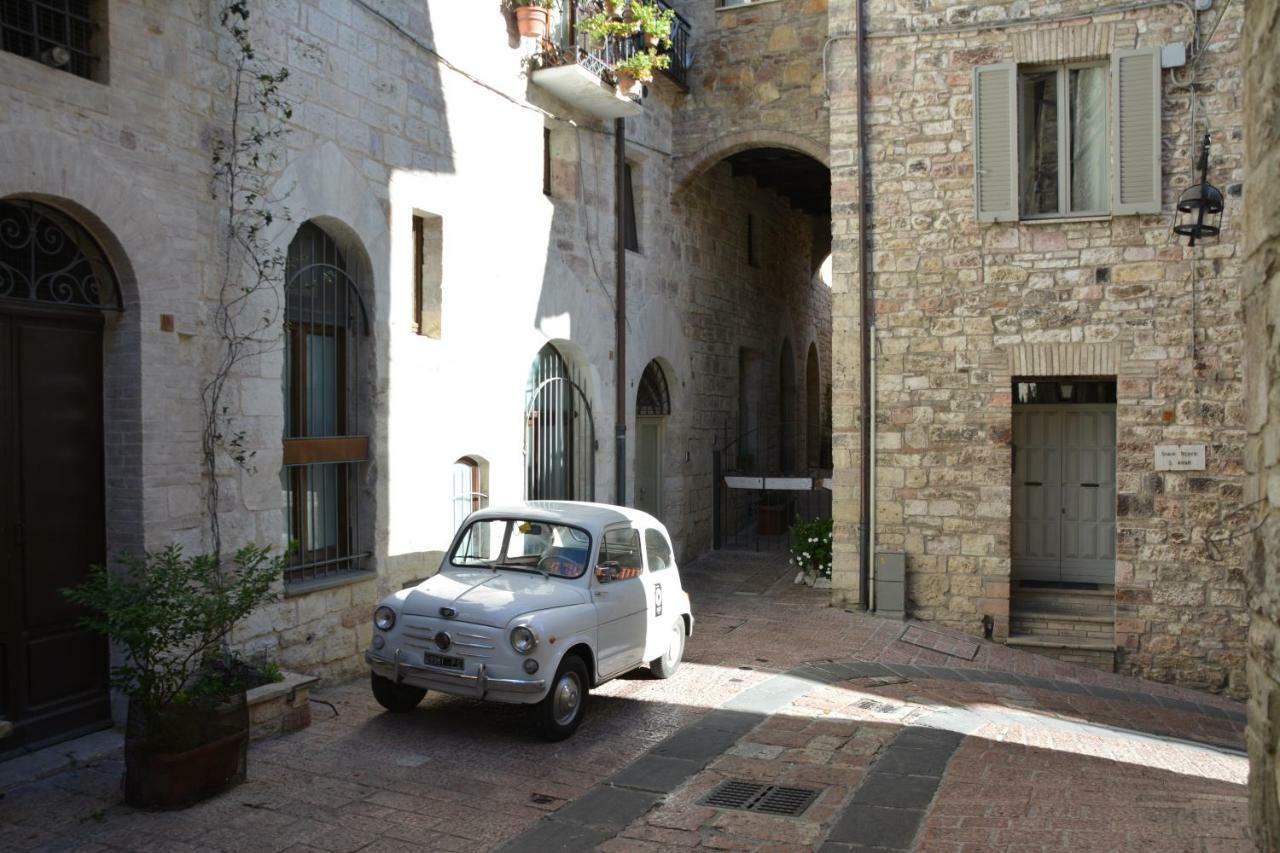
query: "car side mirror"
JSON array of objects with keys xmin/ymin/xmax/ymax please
[{"xmin": 596, "ymin": 561, "xmax": 619, "ymax": 583}]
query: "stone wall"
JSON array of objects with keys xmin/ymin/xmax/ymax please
[
  {"xmin": 828, "ymin": 0, "xmax": 1250, "ymax": 696},
  {"xmin": 0, "ymin": 0, "xmax": 830, "ymax": 690},
  {"xmin": 1243, "ymin": 0, "xmax": 1280, "ymax": 843}
]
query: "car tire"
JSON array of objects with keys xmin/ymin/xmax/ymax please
[
  {"xmin": 371, "ymin": 672, "xmax": 427, "ymax": 713},
  {"xmin": 536, "ymin": 654, "xmax": 588, "ymax": 741},
  {"xmin": 650, "ymin": 618, "xmax": 685, "ymax": 679}
]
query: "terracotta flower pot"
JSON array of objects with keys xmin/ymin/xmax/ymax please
[
  {"xmin": 615, "ymin": 71, "xmax": 640, "ymax": 97},
  {"xmin": 124, "ymin": 694, "xmax": 249, "ymax": 810},
  {"xmin": 515, "ymin": 7, "xmax": 550, "ymax": 39}
]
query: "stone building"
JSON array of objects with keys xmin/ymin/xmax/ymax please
[
  {"xmin": 825, "ymin": 0, "xmax": 1250, "ymax": 695},
  {"xmin": 0, "ymin": 0, "xmax": 832, "ymax": 751},
  {"xmin": 1244, "ymin": 0, "xmax": 1280, "ymax": 843}
]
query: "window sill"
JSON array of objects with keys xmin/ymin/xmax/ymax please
[
  {"xmin": 1018, "ymin": 214, "xmax": 1112, "ymax": 225},
  {"xmin": 716, "ymin": 0, "xmax": 783, "ymax": 10},
  {"xmin": 284, "ymin": 569, "xmax": 377, "ymax": 599}
]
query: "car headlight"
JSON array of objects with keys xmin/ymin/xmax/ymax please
[
  {"xmin": 374, "ymin": 606, "xmax": 396, "ymax": 631},
  {"xmin": 510, "ymin": 625, "xmax": 537, "ymax": 655}
]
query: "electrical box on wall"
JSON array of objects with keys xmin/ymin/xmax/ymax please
[{"xmin": 1161, "ymin": 43, "xmax": 1187, "ymax": 68}]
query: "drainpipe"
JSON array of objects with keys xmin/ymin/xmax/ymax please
[
  {"xmin": 868, "ymin": 321, "xmax": 877, "ymax": 612},
  {"xmin": 615, "ymin": 117, "xmax": 627, "ymax": 507},
  {"xmin": 855, "ymin": 0, "xmax": 873, "ymax": 611}
]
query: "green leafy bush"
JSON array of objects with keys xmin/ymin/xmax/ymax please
[
  {"xmin": 64, "ymin": 545, "xmax": 284, "ymax": 716},
  {"xmin": 790, "ymin": 517, "xmax": 833, "ymax": 579},
  {"xmin": 613, "ymin": 48, "xmax": 670, "ymax": 82}
]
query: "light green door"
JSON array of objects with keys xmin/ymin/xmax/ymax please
[{"xmin": 636, "ymin": 417, "xmax": 663, "ymax": 519}]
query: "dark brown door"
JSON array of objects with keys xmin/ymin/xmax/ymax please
[{"xmin": 0, "ymin": 308, "xmax": 111, "ymax": 751}]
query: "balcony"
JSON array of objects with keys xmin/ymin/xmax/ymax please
[{"xmin": 531, "ymin": 0, "xmax": 691, "ymax": 120}]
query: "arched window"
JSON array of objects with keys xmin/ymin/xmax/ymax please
[
  {"xmin": 636, "ymin": 360, "xmax": 671, "ymax": 416},
  {"xmin": 806, "ymin": 344, "xmax": 821, "ymax": 467},
  {"xmin": 525, "ymin": 343, "xmax": 595, "ymax": 501},
  {"xmin": 282, "ymin": 221, "xmax": 371, "ymax": 587},
  {"xmin": 778, "ymin": 338, "xmax": 797, "ymax": 472},
  {"xmin": 452, "ymin": 456, "xmax": 489, "ymax": 531}
]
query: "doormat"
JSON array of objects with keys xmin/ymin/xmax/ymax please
[{"xmin": 898, "ymin": 625, "xmax": 980, "ymax": 661}]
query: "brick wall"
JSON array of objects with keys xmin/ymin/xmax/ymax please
[
  {"xmin": 827, "ymin": 0, "xmax": 1249, "ymax": 696},
  {"xmin": 1243, "ymin": 0, "xmax": 1280, "ymax": 842}
]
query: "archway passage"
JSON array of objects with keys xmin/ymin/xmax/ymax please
[
  {"xmin": 525, "ymin": 343, "xmax": 595, "ymax": 501},
  {"xmin": 635, "ymin": 360, "xmax": 671, "ymax": 519},
  {"xmin": 806, "ymin": 344, "xmax": 821, "ymax": 468},
  {"xmin": 778, "ymin": 339, "xmax": 797, "ymax": 472},
  {"xmin": 723, "ymin": 147, "xmax": 832, "ymax": 267},
  {"xmin": 0, "ymin": 200, "xmax": 119, "ymax": 749}
]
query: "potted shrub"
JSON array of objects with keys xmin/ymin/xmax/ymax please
[
  {"xmin": 612, "ymin": 48, "xmax": 669, "ymax": 96},
  {"xmin": 790, "ymin": 517, "xmax": 834, "ymax": 589},
  {"xmin": 513, "ymin": 0, "xmax": 555, "ymax": 39},
  {"xmin": 64, "ymin": 544, "xmax": 283, "ymax": 809}
]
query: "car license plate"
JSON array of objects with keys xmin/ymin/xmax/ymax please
[{"xmin": 425, "ymin": 653, "xmax": 463, "ymax": 670}]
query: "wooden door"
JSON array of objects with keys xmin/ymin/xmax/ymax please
[
  {"xmin": 1012, "ymin": 404, "xmax": 1116, "ymax": 583},
  {"xmin": 0, "ymin": 310, "xmax": 111, "ymax": 750},
  {"xmin": 635, "ymin": 417, "xmax": 663, "ymax": 519}
]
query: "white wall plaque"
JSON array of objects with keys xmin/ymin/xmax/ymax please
[{"xmin": 1154, "ymin": 444, "xmax": 1207, "ymax": 471}]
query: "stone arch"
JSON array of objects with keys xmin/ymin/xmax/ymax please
[{"xmin": 674, "ymin": 129, "xmax": 830, "ymax": 194}]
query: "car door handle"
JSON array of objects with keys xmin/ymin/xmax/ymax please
[{"xmin": 594, "ymin": 590, "xmax": 607, "ymax": 597}]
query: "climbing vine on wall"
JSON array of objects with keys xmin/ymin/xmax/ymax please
[{"xmin": 203, "ymin": 0, "xmax": 293, "ymax": 561}]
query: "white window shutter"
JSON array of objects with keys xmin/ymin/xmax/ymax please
[
  {"xmin": 1112, "ymin": 47, "xmax": 1163, "ymax": 215},
  {"xmin": 973, "ymin": 63, "xmax": 1018, "ymax": 223}
]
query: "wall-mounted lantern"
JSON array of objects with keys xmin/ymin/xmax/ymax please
[{"xmin": 1173, "ymin": 132, "xmax": 1224, "ymax": 246}]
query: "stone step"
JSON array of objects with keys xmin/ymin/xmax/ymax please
[
  {"xmin": 1007, "ymin": 634, "xmax": 1116, "ymax": 652},
  {"xmin": 1012, "ymin": 587, "xmax": 1115, "ymax": 618}
]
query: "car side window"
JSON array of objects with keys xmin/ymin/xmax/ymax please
[
  {"xmin": 599, "ymin": 526, "xmax": 643, "ymax": 580},
  {"xmin": 644, "ymin": 529, "xmax": 673, "ymax": 572}
]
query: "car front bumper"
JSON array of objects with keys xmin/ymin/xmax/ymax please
[{"xmin": 366, "ymin": 649, "xmax": 547, "ymax": 703}]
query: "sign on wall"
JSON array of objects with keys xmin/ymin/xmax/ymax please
[{"xmin": 1154, "ymin": 444, "xmax": 1207, "ymax": 471}]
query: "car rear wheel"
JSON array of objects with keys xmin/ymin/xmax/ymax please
[
  {"xmin": 536, "ymin": 654, "xmax": 588, "ymax": 741},
  {"xmin": 371, "ymin": 672, "xmax": 426, "ymax": 712},
  {"xmin": 650, "ymin": 618, "xmax": 684, "ymax": 679}
]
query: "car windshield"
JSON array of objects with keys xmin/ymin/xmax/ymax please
[{"xmin": 450, "ymin": 518, "xmax": 592, "ymax": 579}]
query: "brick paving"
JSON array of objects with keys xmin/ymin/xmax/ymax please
[{"xmin": 0, "ymin": 550, "xmax": 1254, "ymax": 852}]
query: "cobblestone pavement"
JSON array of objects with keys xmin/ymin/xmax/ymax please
[{"xmin": 0, "ymin": 551, "xmax": 1253, "ymax": 852}]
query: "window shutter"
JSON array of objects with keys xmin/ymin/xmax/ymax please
[
  {"xmin": 1112, "ymin": 47, "xmax": 1162, "ymax": 215},
  {"xmin": 973, "ymin": 63, "xmax": 1018, "ymax": 223}
]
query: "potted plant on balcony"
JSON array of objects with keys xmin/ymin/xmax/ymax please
[
  {"xmin": 612, "ymin": 48, "xmax": 670, "ymax": 96},
  {"xmin": 64, "ymin": 544, "xmax": 283, "ymax": 809},
  {"xmin": 625, "ymin": 0, "xmax": 676, "ymax": 49},
  {"xmin": 512, "ymin": 0, "xmax": 556, "ymax": 39}
]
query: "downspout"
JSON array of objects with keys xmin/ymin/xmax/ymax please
[
  {"xmin": 868, "ymin": 321, "xmax": 877, "ymax": 612},
  {"xmin": 614, "ymin": 117, "xmax": 627, "ymax": 506},
  {"xmin": 855, "ymin": 0, "xmax": 873, "ymax": 610}
]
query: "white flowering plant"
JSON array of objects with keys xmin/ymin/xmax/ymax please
[{"xmin": 789, "ymin": 517, "xmax": 833, "ymax": 580}]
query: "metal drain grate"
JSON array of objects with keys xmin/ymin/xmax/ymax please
[
  {"xmin": 856, "ymin": 698, "xmax": 899, "ymax": 714},
  {"xmin": 701, "ymin": 779, "xmax": 821, "ymax": 817}
]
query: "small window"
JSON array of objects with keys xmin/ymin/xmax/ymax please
[
  {"xmin": 644, "ymin": 529, "xmax": 674, "ymax": 572},
  {"xmin": 623, "ymin": 163, "xmax": 639, "ymax": 253},
  {"xmin": 746, "ymin": 213, "xmax": 760, "ymax": 268},
  {"xmin": 1, "ymin": 0, "xmax": 101, "ymax": 80},
  {"xmin": 451, "ymin": 456, "xmax": 489, "ymax": 531},
  {"xmin": 543, "ymin": 127, "xmax": 552, "ymax": 197},
  {"xmin": 973, "ymin": 50, "xmax": 1161, "ymax": 222},
  {"xmin": 1018, "ymin": 64, "xmax": 1109, "ymax": 217},
  {"xmin": 600, "ymin": 526, "xmax": 643, "ymax": 579},
  {"xmin": 413, "ymin": 213, "xmax": 442, "ymax": 338}
]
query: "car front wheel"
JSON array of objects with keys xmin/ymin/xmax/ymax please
[
  {"xmin": 650, "ymin": 618, "xmax": 684, "ymax": 679},
  {"xmin": 371, "ymin": 672, "xmax": 426, "ymax": 712},
  {"xmin": 536, "ymin": 654, "xmax": 588, "ymax": 741}
]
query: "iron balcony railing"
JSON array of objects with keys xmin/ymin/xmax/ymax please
[{"xmin": 549, "ymin": 0, "xmax": 691, "ymax": 93}]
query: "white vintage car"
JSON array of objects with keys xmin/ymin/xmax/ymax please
[{"xmin": 365, "ymin": 501, "xmax": 694, "ymax": 739}]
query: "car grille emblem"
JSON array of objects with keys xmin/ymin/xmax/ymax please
[
  {"xmin": 439, "ymin": 606, "xmax": 456, "ymax": 619},
  {"xmin": 434, "ymin": 631, "xmax": 452, "ymax": 651}
]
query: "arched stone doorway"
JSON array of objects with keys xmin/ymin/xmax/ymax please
[
  {"xmin": 634, "ymin": 360, "xmax": 671, "ymax": 519},
  {"xmin": 0, "ymin": 199, "xmax": 121, "ymax": 749}
]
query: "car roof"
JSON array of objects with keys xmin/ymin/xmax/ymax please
[{"xmin": 469, "ymin": 501, "xmax": 662, "ymax": 535}]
